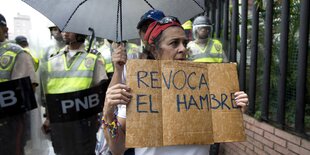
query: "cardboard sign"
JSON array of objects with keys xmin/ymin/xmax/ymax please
[
  {"xmin": 126, "ymin": 60, "xmax": 245, "ymax": 148},
  {"xmin": 46, "ymin": 79, "xmax": 110, "ymax": 123},
  {"xmin": 0, "ymin": 77, "xmax": 37, "ymax": 119}
]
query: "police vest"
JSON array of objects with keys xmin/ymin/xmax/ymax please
[
  {"xmin": 40, "ymin": 46, "xmax": 55, "ymax": 62},
  {"xmin": 40, "ymin": 43, "xmax": 66, "ymax": 63},
  {"xmin": 46, "ymin": 51, "xmax": 98, "ymax": 94},
  {"xmin": 0, "ymin": 42, "xmax": 24, "ymax": 82},
  {"xmin": 97, "ymin": 43, "xmax": 113, "ymax": 73},
  {"xmin": 182, "ymin": 20, "xmax": 192, "ymax": 30},
  {"xmin": 187, "ymin": 39, "xmax": 223, "ymax": 63},
  {"xmin": 126, "ymin": 43, "xmax": 140, "ymax": 59},
  {"xmin": 23, "ymin": 47, "xmax": 39, "ymax": 71},
  {"xmin": 98, "ymin": 43, "xmax": 140, "ymax": 74}
]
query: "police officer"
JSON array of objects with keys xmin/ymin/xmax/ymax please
[
  {"xmin": 182, "ymin": 20, "xmax": 193, "ymax": 40},
  {"xmin": 96, "ymin": 39, "xmax": 114, "ymax": 78},
  {"xmin": 124, "ymin": 41, "xmax": 140, "ymax": 60},
  {"xmin": 41, "ymin": 31, "xmax": 108, "ymax": 155},
  {"xmin": 187, "ymin": 16, "xmax": 228, "ymax": 63},
  {"xmin": 41, "ymin": 23, "xmax": 66, "ymax": 62},
  {"xmin": 0, "ymin": 13, "xmax": 38, "ymax": 155},
  {"xmin": 39, "ymin": 24, "xmax": 66, "ymax": 113},
  {"xmin": 97, "ymin": 39, "xmax": 140, "ymax": 79},
  {"xmin": 15, "ymin": 35, "xmax": 39, "ymax": 71}
]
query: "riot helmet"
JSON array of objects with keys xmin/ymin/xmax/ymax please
[
  {"xmin": 192, "ymin": 16, "xmax": 212, "ymax": 39},
  {"xmin": 46, "ymin": 20, "xmax": 64, "ymax": 42}
]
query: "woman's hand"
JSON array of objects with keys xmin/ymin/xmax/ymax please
[
  {"xmin": 234, "ymin": 91, "xmax": 249, "ymax": 112},
  {"xmin": 112, "ymin": 42, "xmax": 127, "ymax": 71},
  {"xmin": 103, "ymin": 83, "xmax": 132, "ymax": 122}
]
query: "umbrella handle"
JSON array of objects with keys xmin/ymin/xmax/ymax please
[{"xmin": 87, "ymin": 27, "xmax": 95, "ymax": 53}]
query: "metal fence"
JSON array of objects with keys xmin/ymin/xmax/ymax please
[{"xmin": 205, "ymin": 0, "xmax": 309, "ymax": 139}]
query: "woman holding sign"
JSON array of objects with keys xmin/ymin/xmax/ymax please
[{"xmin": 102, "ymin": 16, "xmax": 249, "ymax": 155}]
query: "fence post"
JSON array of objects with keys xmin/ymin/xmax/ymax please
[
  {"xmin": 248, "ymin": 0, "xmax": 259, "ymax": 115},
  {"xmin": 230, "ymin": 0, "xmax": 238, "ymax": 62},
  {"xmin": 215, "ymin": 0, "xmax": 221, "ymax": 38},
  {"xmin": 277, "ymin": 0, "xmax": 290, "ymax": 128},
  {"xmin": 295, "ymin": 0, "xmax": 309, "ymax": 133},
  {"xmin": 223, "ymin": 0, "xmax": 229, "ymax": 54},
  {"xmin": 261, "ymin": 0, "xmax": 274, "ymax": 121},
  {"xmin": 239, "ymin": 0, "xmax": 248, "ymax": 91}
]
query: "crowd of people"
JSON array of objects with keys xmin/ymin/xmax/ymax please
[{"xmin": 0, "ymin": 9, "xmax": 248, "ymax": 155}]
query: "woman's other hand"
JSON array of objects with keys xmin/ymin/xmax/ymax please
[
  {"xmin": 103, "ymin": 83, "xmax": 132, "ymax": 122},
  {"xmin": 234, "ymin": 91, "xmax": 249, "ymax": 112}
]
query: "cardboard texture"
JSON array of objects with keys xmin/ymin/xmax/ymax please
[
  {"xmin": 126, "ymin": 60, "xmax": 245, "ymax": 148},
  {"xmin": 126, "ymin": 60, "xmax": 163, "ymax": 147},
  {"xmin": 207, "ymin": 63, "xmax": 246, "ymax": 143},
  {"xmin": 161, "ymin": 61, "xmax": 214, "ymax": 146}
]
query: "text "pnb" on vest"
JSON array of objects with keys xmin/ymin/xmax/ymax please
[
  {"xmin": 0, "ymin": 90, "xmax": 17, "ymax": 108},
  {"xmin": 61, "ymin": 94, "xmax": 99, "ymax": 114}
]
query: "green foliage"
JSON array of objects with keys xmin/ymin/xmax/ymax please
[
  {"xmin": 254, "ymin": 111, "xmax": 262, "ymax": 121},
  {"xmin": 249, "ymin": 0, "xmax": 310, "ymax": 132}
]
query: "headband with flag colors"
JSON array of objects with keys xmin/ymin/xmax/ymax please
[{"xmin": 144, "ymin": 17, "xmax": 182, "ymax": 44}]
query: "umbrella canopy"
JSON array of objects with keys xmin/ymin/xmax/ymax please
[{"xmin": 22, "ymin": 0, "xmax": 205, "ymax": 42}]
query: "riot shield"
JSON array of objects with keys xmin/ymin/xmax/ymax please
[
  {"xmin": 43, "ymin": 80, "xmax": 109, "ymax": 155},
  {"xmin": 0, "ymin": 77, "xmax": 50, "ymax": 155}
]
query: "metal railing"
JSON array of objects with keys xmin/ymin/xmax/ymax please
[{"xmin": 206, "ymin": 0, "xmax": 309, "ymax": 138}]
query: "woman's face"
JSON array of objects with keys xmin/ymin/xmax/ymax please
[{"xmin": 154, "ymin": 26, "xmax": 188, "ymax": 60}]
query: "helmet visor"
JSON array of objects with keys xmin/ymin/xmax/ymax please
[{"xmin": 193, "ymin": 25, "xmax": 212, "ymax": 39}]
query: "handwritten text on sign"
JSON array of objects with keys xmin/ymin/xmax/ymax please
[{"xmin": 135, "ymin": 69, "xmax": 239, "ymax": 113}]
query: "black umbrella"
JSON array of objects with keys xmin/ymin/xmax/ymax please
[{"xmin": 22, "ymin": 0, "xmax": 205, "ymax": 42}]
